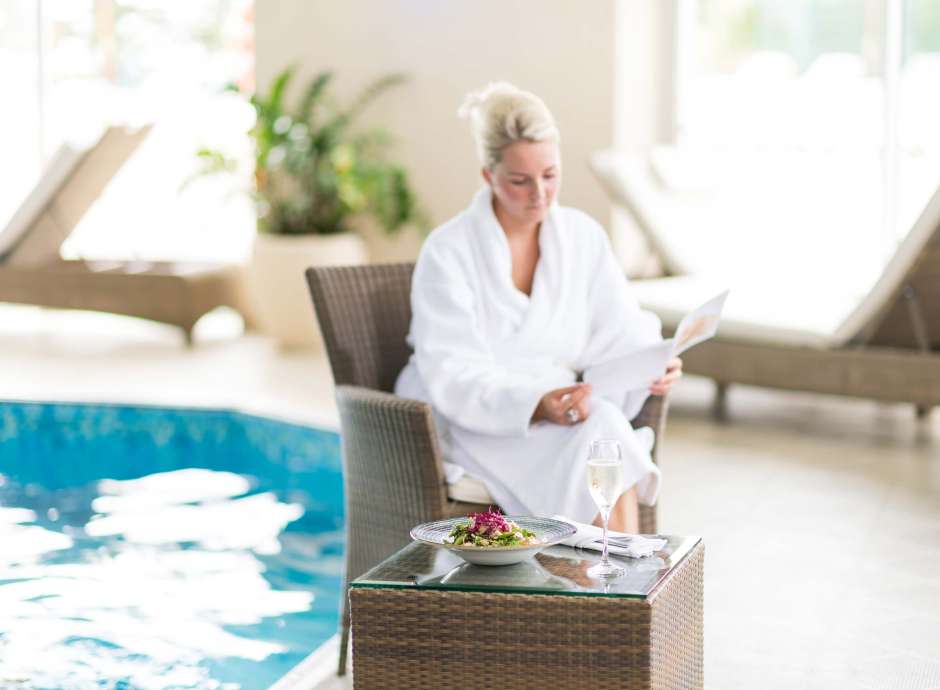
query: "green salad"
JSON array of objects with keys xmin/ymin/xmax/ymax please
[{"xmin": 446, "ymin": 509, "xmax": 542, "ymax": 548}]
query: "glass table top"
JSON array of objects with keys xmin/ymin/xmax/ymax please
[{"xmin": 351, "ymin": 535, "xmax": 701, "ymax": 599}]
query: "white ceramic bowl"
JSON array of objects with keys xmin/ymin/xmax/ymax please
[{"xmin": 410, "ymin": 516, "xmax": 576, "ymax": 566}]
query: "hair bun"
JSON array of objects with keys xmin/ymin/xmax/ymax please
[
  {"xmin": 457, "ymin": 82, "xmax": 559, "ymax": 168},
  {"xmin": 457, "ymin": 82, "xmax": 517, "ymax": 121}
]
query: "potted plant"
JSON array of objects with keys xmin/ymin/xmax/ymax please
[{"xmin": 195, "ymin": 66, "xmax": 424, "ymax": 348}]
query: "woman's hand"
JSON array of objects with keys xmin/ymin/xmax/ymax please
[
  {"xmin": 532, "ymin": 383, "xmax": 592, "ymax": 426},
  {"xmin": 649, "ymin": 357, "xmax": 682, "ymax": 396}
]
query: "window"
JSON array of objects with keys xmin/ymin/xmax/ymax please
[
  {"xmin": 670, "ymin": 0, "xmax": 940, "ymax": 276},
  {"xmin": 899, "ymin": 0, "xmax": 940, "ymax": 236},
  {"xmin": 0, "ymin": 0, "xmax": 254, "ymax": 262},
  {"xmin": 0, "ymin": 2, "xmax": 42, "ymax": 231}
]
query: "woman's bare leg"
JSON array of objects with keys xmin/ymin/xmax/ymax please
[{"xmin": 592, "ymin": 485, "xmax": 639, "ymax": 533}]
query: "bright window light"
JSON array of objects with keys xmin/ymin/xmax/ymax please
[
  {"xmin": 1, "ymin": 0, "xmax": 255, "ymax": 263},
  {"xmin": 669, "ymin": 0, "xmax": 940, "ymax": 278}
]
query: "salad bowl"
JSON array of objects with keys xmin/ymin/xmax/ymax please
[{"xmin": 410, "ymin": 514, "xmax": 576, "ymax": 566}]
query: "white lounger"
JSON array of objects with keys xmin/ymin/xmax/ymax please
[
  {"xmin": 591, "ymin": 150, "xmax": 940, "ymax": 415},
  {"xmin": 0, "ymin": 126, "xmax": 255, "ymax": 344}
]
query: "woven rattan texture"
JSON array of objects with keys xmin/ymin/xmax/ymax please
[
  {"xmin": 336, "ymin": 386, "xmax": 450, "ymax": 578},
  {"xmin": 306, "ymin": 263, "xmax": 415, "ymax": 392},
  {"xmin": 633, "ymin": 394, "xmax": 668, "ymax": 535},
  {"xmin": 649, "ymin": 542, "xmax": 705, "ymax": 690},
  {"xmin": 349, "ymin": 541, "xmax": 703, "ymax": 690}
]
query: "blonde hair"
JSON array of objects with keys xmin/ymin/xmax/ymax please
[{"xmin": 458, "ymin": 82, "xmax": 559, "ymax": 169}]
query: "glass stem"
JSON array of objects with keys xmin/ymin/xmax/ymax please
[{"xmin": 601, "ymin": 509, "xmax": 610, "ymax": 565}]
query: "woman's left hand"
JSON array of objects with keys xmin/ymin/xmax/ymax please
[{"xmin": 649, "ymin": 357, "xmax": 682, "ymax": 396}]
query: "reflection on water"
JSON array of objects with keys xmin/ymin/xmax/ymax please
[
  {"xmin": 87, "ymin": 469, "xmax": 303, "ymax": 554},
  {"xmin": 0, "ymin": 468, "xmax": 341, "ymax": 690},
  {"xmin": 0, "ymin": 505, "xmax": 74, "ymax": 562},
  {"xmin": 93, "ymin": 468, "xmax": 252, "ymax": 512}
]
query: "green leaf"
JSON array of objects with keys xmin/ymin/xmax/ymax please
[
  {"xmin": 297, "ymin": 71, "xmax": 333, "ymax": 126},
  {"xmin": 324, "ymin": 72, "xmax": 408, "ymax": 136},
  {"xmin": 266, "ymin": 65, "xmax": 296, "ymax": 119}
]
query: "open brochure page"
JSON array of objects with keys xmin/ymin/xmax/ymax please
[
  {"xmin": 672, "ymin": 290, "xmax": 729, "ymax": 355},
  {"xmin": 582, "ymin": 290, "xmax": 729, "ymax": 398}
]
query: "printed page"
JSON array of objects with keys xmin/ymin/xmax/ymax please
[
  {"xmin": 583, "ymin": 290, "xmax": 729, "ymax": 395},
  {"xmin": 671, "ymin": 290, "xmax": 729, "ymax": 356},
  {"xmin": 582, "ymin": 339, "xmax": 675, "ymax": 398}
]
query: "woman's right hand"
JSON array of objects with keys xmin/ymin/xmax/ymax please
[{"xmin": 532, "ymin": 383, "xmax": 592, "ymax": 426}]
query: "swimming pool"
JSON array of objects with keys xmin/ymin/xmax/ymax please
[{"xmin": 0, "ymin": 401, "xmax": 344, "ymax": 690}]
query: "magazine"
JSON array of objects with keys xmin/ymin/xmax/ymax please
[{"xmin": 582, "ymin": 290, "xmax": 729, "ymax": 396}]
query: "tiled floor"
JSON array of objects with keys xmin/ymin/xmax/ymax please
[
  {"xmin": 3, "ymin": 305, "xmax": 939, "ymax": 690},
  {"xmin": 0, "ymin": 305, "xmax": 337, "ymax": 428}
]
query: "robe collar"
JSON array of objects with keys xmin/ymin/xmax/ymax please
[{"xmin": 466, "ymin": 186, "xmax": 570, "ymax": 341}]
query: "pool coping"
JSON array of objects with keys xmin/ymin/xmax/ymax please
[
  {"xmin": 269, "ymin": 634, "xmax": 342, "ymax": 690},
  {"xmin": 0, "ymin": 395, "xmax": 340, "ymax": 434}
]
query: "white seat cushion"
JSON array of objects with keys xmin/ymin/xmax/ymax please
[{"xmin": 446, "ymin": 472, "xmax": 495, "ymax": 505}]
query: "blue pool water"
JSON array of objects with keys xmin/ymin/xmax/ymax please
[{"xmin": 0, "ymin": 402, "xmax": 344, "ymax": 690}]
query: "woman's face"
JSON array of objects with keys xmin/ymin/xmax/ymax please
[{"xmin": 484, "ymin": 140, "xmax": 561, "ymax": 227}]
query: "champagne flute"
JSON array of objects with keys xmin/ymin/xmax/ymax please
[{"xmin": 586, "ymin": 439, "xmax": 625, "ymax": 579}]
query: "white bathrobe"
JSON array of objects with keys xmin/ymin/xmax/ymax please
[{"xmin": 395, "ymin": 186, "xmax": 664, "ymax": 523}]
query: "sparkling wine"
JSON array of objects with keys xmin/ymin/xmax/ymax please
[
  {"xmin": 587, "ymin": 459, "xmax": 624, "ymax": 512},
  {"xmin": 586, "ymin": 440, "xmax": 626, "ymax": 579}
]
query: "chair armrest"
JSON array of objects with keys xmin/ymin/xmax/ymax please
[
  {"xmin": 630, "ymin": 393, "xmax": 669, "ymax": 464},
  {"xmin": 334, "ymin": 385, "xmax": 450, "ymax": 579},
  {"xmin": 630, "ymin": 394, "xmax": 668, "ymax": 535}
]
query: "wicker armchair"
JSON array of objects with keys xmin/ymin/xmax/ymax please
[{"xmin": 305, "ymin": 262, "xmax": 669, "ymax": 676}]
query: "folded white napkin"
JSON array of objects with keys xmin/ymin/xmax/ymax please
[{"xmin": 553, "ymin": 516, "xmax": 667, "ymax": 559}]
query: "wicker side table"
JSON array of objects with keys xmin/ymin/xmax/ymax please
[{"xmin": 350, "ymin": 537, "xmax": 703, "ymax": 690}]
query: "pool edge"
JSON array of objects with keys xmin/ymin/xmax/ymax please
[
  {"xmin": 0, "ymin": 396, "xmax": 339, "ymax": 434},
  {"xmin": 268, "ymin": 634, "xmax": 342, "ymax": 690}
]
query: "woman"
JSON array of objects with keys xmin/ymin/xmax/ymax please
[{"xmin": 395, "ymin": 82, "xmax": 681, "ymax": 532}]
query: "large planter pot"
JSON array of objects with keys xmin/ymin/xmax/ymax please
[{"xmin": 249, "ymin": 232, "xmax": 368, "ymax": 349}]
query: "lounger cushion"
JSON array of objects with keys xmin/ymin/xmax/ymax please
[
  {"xmin": 591, "ymin": 151, "xmax": 699, "ymax": 276},
  {"xmin": 592, "ymin": 149, "xmax": 887, "ymax": 282},
  {"xmin": 833, "ymin": 181, "xmax": 940, "ymax": 345},
  {"xmin": 630, "ymin": 275, "xmax": 865, "ymax": 349},
  {"xmin": 626, "ymin": 177, "xmax": 940, "ymax": 350},
  {"xmin": 596, "ymin": 147, "xmax": 940, "ymax": 351},
  {"xmin": 0, "ymin": 145, "xmax": 84, "ymax": 260}
]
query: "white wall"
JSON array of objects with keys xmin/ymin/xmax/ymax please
[
  {"xmin": 612, "ymin": 0, "xmax": 675, "ymax": 276},
  {"xmin": 255, "ymin": 0, "xmax": 667, "ymax": 266}
]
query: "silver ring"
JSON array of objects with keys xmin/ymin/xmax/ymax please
[{"xmin": 565, "ymin": 408, "xmax": 579, "ymax": 423}]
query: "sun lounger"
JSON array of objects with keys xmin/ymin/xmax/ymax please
[
  {"xmin": 591, "ymin": 150, "xmax": 940, "ymax": 415},
  {"xmin": 0, "ymin": 126, "xmax": 254, "ymax": 344}
]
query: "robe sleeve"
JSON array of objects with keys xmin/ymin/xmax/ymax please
[
  {"xmin": 578, "ymin": 225, "xmax": 664, "ymax": 419},
  {"xmin": 410, "ymin": 242, "xmax": 548, "ymax": 437}
]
